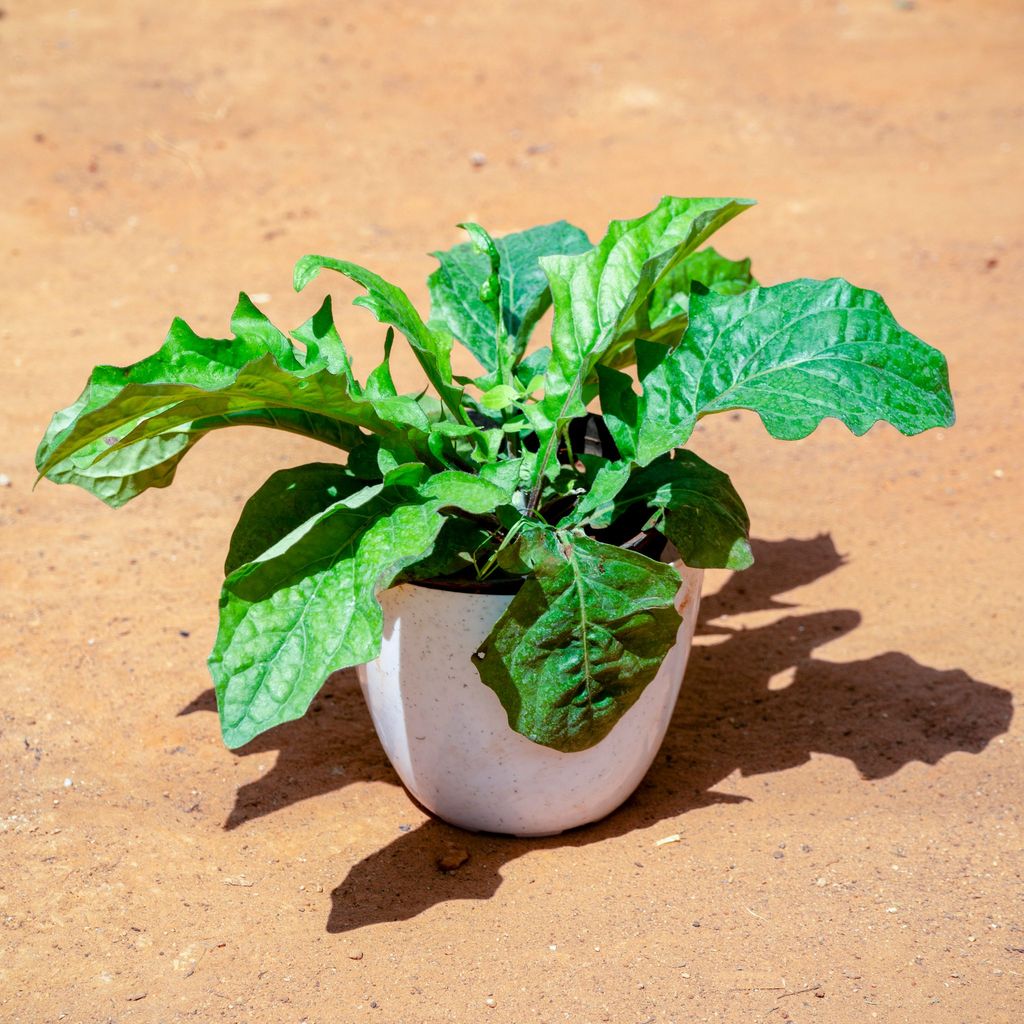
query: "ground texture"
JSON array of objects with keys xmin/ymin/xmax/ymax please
[{"xmin": 2, "ymin": 1, "xmax": 1022, "ymax": 1021}]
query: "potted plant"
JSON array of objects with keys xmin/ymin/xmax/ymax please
[{"xmin": 36, "ymin": 196, "xmax": 954, "ymax": 835}]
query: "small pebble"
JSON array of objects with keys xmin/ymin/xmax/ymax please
[
  {"xmin": 469, "ymin": 151, "xmax": 488, "ymax": 168},
  {"xmin": 0, "ymin": 473, "xmax": 11, "ymax": 487},
  {"xmin": 437, "ymin": 846, "xmax": 470, "ymax": 872},
  {"xmin": 347, "ymin": 950, "xmax": 364, "ymax": 960},
  {"xmin": 484, "ymin": 997, "xmax": 496, "ymax": 1008},
  {"xmin": 398, "ymin": 823, "xmax": 412, "ymax": 832},
  {"xmin": 772, "ymin": 850, "xmax": 785, "ymax": 859},
  {"xmin": 63, "ymin": 778, "xmax": 72, "ymax": 788}
]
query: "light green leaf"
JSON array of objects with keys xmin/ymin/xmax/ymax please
[
  {"xmin": 606, "ymin": 247, "xmax": 759, "ymax": 366},
  {"xmin": 428, "ymin": 220, "xmax": 592, "ymax": 372},
  {"xmin": 479, "ymin": 384, "xmax": 519, "ymax": 411},
  {"xmin": 473, "ymin": 523, "xmax": 682, "ymax": 752},
  {"xmin": 35, "ymin": 296, "xmax": 426, "ymax": 506},
  {"xmin": 210, "ymin": 470, "xmax": 509, "ymax": 748},
  {"xmin": 294, "ymin": 255, "xmax": 470, "ymax": 424}
]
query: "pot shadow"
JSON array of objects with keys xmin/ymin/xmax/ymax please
[{"xmin": 177, "ymin": 535, "xmax": 1013, "ymax": 934}]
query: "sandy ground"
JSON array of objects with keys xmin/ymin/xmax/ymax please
[{"xmin": 2, "ymin": 1, "xmax": 1022, "ymax": 1021}]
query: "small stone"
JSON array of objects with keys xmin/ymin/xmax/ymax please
[
  {"xmin": 437, "ymin": 846, "xmax": 470, "ymax": 872},
  {"xmin": 484, "ymin": 997, "xmax": 497, "ymax": 1008},
  {"xmin": 815, "ymin": 877, "xmax": 828, "ymax": 887},
  {"xmin": 126, "ymin": 992, "xmax": 147, "ymax": 1002},
  {"xmin": 469, "ymin": 151, "xmax": 487, "ymax": 168},
  {"xmin": 772, "ymin": 850, "xmax": 785, "ymax": 859},
  {"xmin": 398, "ymin": 823, "xmax": 412, "ymax": 832},
  {"xmin": 0, "ymin": 473, "xmax": 11, "ymax": 487},
  {"xmin": 347, "ymin": 950, "xmax": 364, "ymax": 960},
  {"xmin": 63, "ymin": 778, "xmax": 72, "ymax": 788},
  {"xmin": 814, "ymin": 989, "xmax": 825, "ymax": 998}
]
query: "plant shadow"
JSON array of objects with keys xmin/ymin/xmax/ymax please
[{"xmin": 178, "ymin": 534, "xmax": 1013, "ymax": 934}]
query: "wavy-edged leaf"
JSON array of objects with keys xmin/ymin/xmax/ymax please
[
  {"xmin": 294, "ymin": 255, "xmax": 469, "ymax": 424},
  {"xmin": 428, "ymin": 220, "xmax": 592, "ymax": 373},
  {"xmin": 210, "ymin": 471, "xmax": 510, "ymax": 747},
  {"xmin": 474, "ymin": 523, "xmax": 682, "ymax": 752},
  {"xmin": 600, "ymin": 279, "xmax": 956, "ymax": 467},
  {"xmin": 35, "ymin": 296, "xmax": 428, "ymax": 506}
]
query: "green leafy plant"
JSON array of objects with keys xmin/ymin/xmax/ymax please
[{"xmin": 36, "ymin": 196, "xmax": 954, "ymax": 753}]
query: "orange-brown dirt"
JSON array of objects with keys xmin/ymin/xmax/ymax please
[{"xmin": 2, "ymin": 2, "xmax": 1022, "ymax": 1021}]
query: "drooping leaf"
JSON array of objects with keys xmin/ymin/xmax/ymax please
[
  {"xmin": 473, "ymin": 523, "xmax": 682, "ymax": 752},
  {"xmin": 34, "ymin": 296, "xmax": 429, "ymax": 506},
  {"xmin": 428, "ymin": 220, "xmax": 592, "ymax": 373},
  {"xmin": 294, "ymin": 255, "xmax": 470, "ymax": 424},
  {"xmin": 224, "ymin": 463, "xmax": 374, "ymax": 575},
  {"xmin": 581, "ymin": 451, "xmax": 752, "ymax": 570},
  {"xmin": 600, "ymin": 279, "xmax": 956, "ymax": 467},
  {"xmin": 210, "ymin": 471, "xmax": 510, "ymax": 748},
  {"xmin": 528, "ymin": 197, "xmax": 754, "ymax": 498}
]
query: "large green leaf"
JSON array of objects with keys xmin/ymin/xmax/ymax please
[
  {"xmin": 473, "ymin": 523, "xmax": 682, "ymax": 752},
  {"xmin": 35, "ymin": 296, "xmax": 427, "ymax": 506},
  {"xmin": 294, "ymin": 255, "xmax": 470, "ymax": 425},
  {"xmin": 210, "ymin": 471, "xmax": 509, "ymax": 748},
  {"xmin": 580, "ymin": 451, "xmax": 753, "ymax": 570},
  {"xmin": 527, "ymin": 197, "xmax": 754, "ymax": 499},
  {"xmin": 600, "ymin": 278, "xmax": 956, "ymax": 467},
  {"xmin": 427, "ymin": 220, "xmax": 592, "ymax": 373}
]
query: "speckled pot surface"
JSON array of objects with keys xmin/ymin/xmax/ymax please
[{"xmin": 357, "ymin": 564, "xmax": 704, "ymax": 837}]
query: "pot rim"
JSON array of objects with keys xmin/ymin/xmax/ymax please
[{"xmin": 406, "ymin": 529, "xmax": 671, "ymax": 596}]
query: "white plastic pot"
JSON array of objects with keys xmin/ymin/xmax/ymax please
[{"xmin": 357, "ymin": 562, "xmax": 703, "ymax": 836}]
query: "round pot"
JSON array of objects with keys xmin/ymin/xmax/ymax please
[{"xmin": 357, "ymin": 562, "xmax": 703, "ymax": 836}]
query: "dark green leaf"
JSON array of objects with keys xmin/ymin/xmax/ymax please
[
  {"xmin": 474, "ymin": 523, "xmax": 682, "ymax": 752},
  {"xmin": 583, "ymin": 451, "xmax": 752, "ymax": 570},
  {"xmin": 600, "ymin": 279, "xmax": 957, "ymax": 469},
  {"xmin": 225, "ymin": 463, "xmax": 372, "ymax": 575},
  {"xmin": 428, "ymin": 220, "xmax": 592, "ymax": 372}
]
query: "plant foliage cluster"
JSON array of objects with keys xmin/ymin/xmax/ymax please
[{"xmin": 37, "ymin": 197, "xmax": 954, "ymax": 751}]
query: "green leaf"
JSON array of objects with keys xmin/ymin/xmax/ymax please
[
  {"xmin": 428, "ymin": 220, "xmax": 592, "ymax": 372},
  {"xmin": 210, "ymin": 470, "xmax": 509, "ymax": 748},
  {"xmin": 225, "ymin": 462, "xmax": 372, "ymax": 575},
  {"xmin": 35, "ymin": 296, "xmax": 427, "ymax": 506},
  {"xmin": 528, "ymin": 197, "xmax": 754, "ymax": 500},
  {"xmin": 479, "ymin": 384, "xmax": 519, "ymax": 411},
  {"xmin": 600, "ymin": 279, "xmax": 956, "ymax": 467},
  {"xmin": 294, "ymin": 255, "xmax": 470, "ymax": 424},
  {"xmin": 583, "ymin": 451, "xmax": 753, "ymax": 570},
  {"xmin": 473, "ymin": 523, "xmax": 682, "ymax": 752},
  {"xmin": 606, "ymin": 247, "xmax": 759, "ymax": 365}
]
